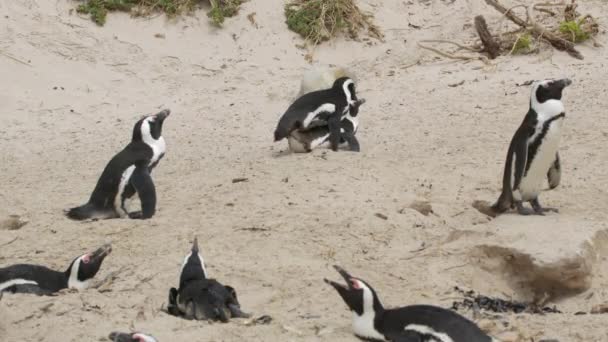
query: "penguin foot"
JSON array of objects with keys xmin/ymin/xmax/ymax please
[
  {"xmin": 530, "ymin": 199, "xmax": 558, "ymax": 214},
  {"xmin": 515, "ymin": 202, "xmax": 536, "ymax": 215},
  {"xmin": 128, "ymin": 211, "xmax": 143, "ymax": 219}
]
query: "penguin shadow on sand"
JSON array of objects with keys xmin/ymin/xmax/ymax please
[
  {"xmin": 325, "ymin": 265, "xmax": 498, "ymax": 342},
  {"xmin": 164, "ymin": 237, "xmax": 250, "ymax": 322},
  {"xmin": 473, "ymin": 78, "xmax": 572, "ymax": 219},
  {"xmin": 272, "ymin": 67, "xmax": 365, "ymax": 156},
  {"xmin": 65, "ymin": 109, "xmax": 170, "ymax": 221}
]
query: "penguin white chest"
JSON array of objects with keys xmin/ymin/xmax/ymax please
[
  {"xmin": 148, "ymin": 137, "xmax": 166, "ymax": 166},
  {"xmin": 352, "ymin": 311, "xmax": 385, "ymax": 341},
  {"xmin": 518, "ymin": 118, "xmax": 563, "ymax": 200}
]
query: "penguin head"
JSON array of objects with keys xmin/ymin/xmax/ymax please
[
  {"xmin": 179, "ymin": 237, "xmax": 208, "ymax": 287},
  {"xmin": 333, "ymin": 77, "xmax": 358, "ymax": 106},
  {"xmin": 66, "ymin": 243, "xmax": 112, "ymax": 290},
  {"xmin": 532, "ymin": 78, "xmax": 572, "ymax": 104},
  {"xmin": 108, "ymin": 332, "xmax": 158, "ymax": 342},
  {"xmin": 132, "ymin": 109, "xmax": 170, "ymax": 142},
  {"xmin": 324, "ymin": 265, "xmax": 383, "ymax": 316}
]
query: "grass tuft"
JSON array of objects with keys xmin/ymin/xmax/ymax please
[
  {"xmin": 512, "ymin": 33, "xmax": 533, "ymax": 54},
  {"xmin": 284, "ymin": 0, "xmax": 383, "ymax": 47},
  {"xmin": 559, "ymin": 19, "xmax": 590, "ymax": 43},
  {"xmin": 75, "ymin": 0, "xmax": 243, "ymax": 26}
]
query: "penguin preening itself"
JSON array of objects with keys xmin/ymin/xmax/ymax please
[
  {"xmin": 274, "ymin": 77, "xmax": 364, "ymax": 152},
  {"xmin": 0, "ymin": 244, "xmax": 111, "ymax": 295},
  {"xmin": 325, "ymin": 266, "xmax": 496, "ymax": 342},
  {"xmin": 108, "ymin": 332, "xmax": 157, "ymax": 342},
  {"xmin": 167, "ymin": 238, "xmax": 250, "ymax": 322},
  {"xmin": 66, "ymin": 109, "xmax": 170, "ymax": 220},
  {"xmin": 491, "ymin": 78, "xmax": 572, "ymax": 216}
]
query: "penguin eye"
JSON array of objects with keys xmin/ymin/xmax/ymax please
[
  {"xmin": 82, "ymin": 255, "xmax": 91, "ymax": 264},
  {"xmin": 351, "ymin": 279, "xmax": 361, "ymax": 289}
]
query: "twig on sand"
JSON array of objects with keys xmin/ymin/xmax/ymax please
[
  {"xmin": 417, "ymin": 40, "xmax": 489, "ymax": 64},
  {"xmin": 484, "ymin": 0, "xmax": 583, "ymax": 59},
  {"xmin": 92, "ymin": 266, "xmax": 128, "ymax": 290},
  {"xmin": 0, "ymin": 50, "xmax": 31, "ymax": 67},
  {"xmin": 0, "ymin": 237, "xmax": 18, "ymax": 247}
]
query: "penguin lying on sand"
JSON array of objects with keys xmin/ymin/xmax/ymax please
[
  {"xmin": 491, "ymin": 78, "xmax": 571, "ymax": 216},
  {"xmin": 109, "ymin": 332, "xmax": 157, "ymax": 342},
  {"xmin": 0, "ymin": 244, "xmax": 111, "ymax": 295},
  {"xmin": 325, "ymin": 266, "xmax": 496, "ymax": 342},
  {"xmin": 274, "ymin": 77, "xmax": 364, "ymax": 152},
  {"xmin": 167, "ymin": 238, "xmax": 250, "ymax": 322},
  {"xmin": 67, "ymin": 109, "xmax": 170, "ymax": 220}
]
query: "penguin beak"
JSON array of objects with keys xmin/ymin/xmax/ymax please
[
  {"xmin": 155, "ymin": 109, "xmax": 171, "ymax": 121},
  {"xmin": 191, "ymin": 237, "xmax": 199, "ymax": 253},
  {"xmin": 323, "ymin": 265, "xmax": 355, "ymax": 290},
  {"xmin": 90, "ymin": 243, "xmax": 112, "ymax": 262},
  {"xmin": 556, "ymin": 78, "xmax": 572, "ymax": 88}
]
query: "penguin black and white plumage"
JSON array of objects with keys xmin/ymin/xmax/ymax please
[
  {"xmin": 66, "ymin": 109, "xmax": 170, "ymax": 220},
  {"xmin": 288, "ymin": 98, "xmax": 365, "ymax": 153},
  {"xmin": 491, "ymin": 78, "xmax": 571, "ymax": 216},
  {"xmin": 108, "ymin": 332, "xmax": 157, "ymax": 342},
  {"xmin": 167, "ymin": 238, "xmax": 250, "ymax": 322},
  {"xmin": 0, "ymin": 244, "xmax": 111, "ymax": 295},
  {"xmin": 325, "ymin": 266, "xmax": 496, "ymax": 342},
  {"xmin": 274, "ymin": 77, "xmax": 362, "ymax": 151}
]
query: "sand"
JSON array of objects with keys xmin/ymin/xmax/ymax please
[{"xmin": 1, "ymin": 0, "xmax": 608, "ymax": 341}]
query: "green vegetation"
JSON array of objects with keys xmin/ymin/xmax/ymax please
[
  {"xmin": 559, "ymin": 19, "xmax": 591, "ymax": 43},
  {"xmin": 76, "ymin": 0, "xmax": 242, "ymax": 26},
  {"xmin": 284, "ymin": 0, "xmax": 383, "ymax": 47},
  {"xmin": 512, "ymin": 33, "xmax": 532, "ymax": 54}
]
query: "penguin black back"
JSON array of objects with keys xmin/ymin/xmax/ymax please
[{"xmin": 325, "ymin": 266, "xmax": 495, "ymax": 342}]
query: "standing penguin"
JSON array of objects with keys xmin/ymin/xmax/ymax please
[
  {"xmin": 166, "ymin": 238, "xmax": 250, "ymax": 322},
  {"xmin": 274, "ymin": 77, "xmax": 361, "ymax": 151},
  {"xmin": 325, "ymin": 266, "xmax": 496, "ymax": 342},
  {"xmin": 491, "ymin": 78, "xmax": 571, "ymax": 215},
  {"xmin": 66, "ymin": 109, "xmax": 170, "ymax": 220},
  {"xmin": 0, "ymin": 244, "xmax": 111, "ymax": 295}
]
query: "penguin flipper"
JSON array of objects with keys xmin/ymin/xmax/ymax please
[
  {"xmin": 130, "ymin": 165, "xmax": 156, "ymax": 219},
  {"xmin": 547, "ymin": 152, "xmax": 561, "ymax": 189},
  {"xmin": 328, "ymin": 109, "xmax": 345, "ymax": 152},
  {"xmin": 385, "ymin": 330, "xmax": 424, "ymax": 342},
  {"xmin": 167, "ymin": 287, "xmax": 181, "ymax": 316},
  {"xmin": 492, "ymin": 134, "xmax": 528, "ymax": 213},
  {"xmin": 8, "ymin": 284, "xmax": 55, "ymax": 296}
]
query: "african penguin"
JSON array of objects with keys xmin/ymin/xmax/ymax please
[
  {"xmin": 167, "ymin": 238, "xmax": 250, "ymax": 322},
  {"xmin": 491, "ymin": 78, "xmax": 571, "ymax": 215},
  {"xmin": 66, "ymin": 109, "xmax": 170, "ymax": 220},
  {"xmin": 108, "ymin": 332, "xmax": 158, "ymax": 342},
  {"xmin": 274, "ymin": 77, "xmax": 361, "ymax": 151},
  {"xmin": 0, "ymin": 244, "xmax": 111, "ymax": 295},
  {"xmin": 325, "ymin": 266, "xmax": 496, "ymax": 342},
  {"xmin": 288, "ymin": 98, "xmax": 365, "ymax": 153}
]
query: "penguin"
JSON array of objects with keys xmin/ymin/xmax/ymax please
[
  {"xmin": 325, "ymin": 265, "xmax": 496, "ymax": 342},
  {"xmin": 287, "ymin": 98, "xmax": 365, "ymax": 153},
  {"xmin": 66, "ymin": 109, "xmax": 170, "ymax": 220},
  {"xmin": 166, "ymin": 238, "xmax": 250, "ymax": 322},
  {"xmin": 491, "ymin": 78, "xmax": 571, "ymax": 215},
  {"xmin": 0, "ymin": 244, "xmax": 111, "ymax": 295},
  {"xmin": 274, "ymin": 77, "xmax": 360, "ymax": 151},
  {"xmin": 108, "ymin": 332, "xmax": 157, "ymax": 342}
]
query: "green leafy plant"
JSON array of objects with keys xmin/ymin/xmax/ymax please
[
  {"xmin": 75, "ymin": 0, "xmax": 242, "ymax": 27},
  {"xmin": 512, "ymin": 33, "xmax": 532, "ymax": 54},
  {"xmin": 559, "ymin": 19, "xmax": 590, "ymax": 43}
]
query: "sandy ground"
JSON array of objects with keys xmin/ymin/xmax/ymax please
[{"xmin": 1, "ymin": 0, "xmax": 608, "ymax": 341}]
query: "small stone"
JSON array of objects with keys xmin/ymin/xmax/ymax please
[{"xmin": 409, "ymin": 200, "xmax": 433, "ymax": 216}]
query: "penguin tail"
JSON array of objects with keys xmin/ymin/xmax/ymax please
[{"xmin": 65, "ymin": 203, "xmax": 97, "ymax": 220}]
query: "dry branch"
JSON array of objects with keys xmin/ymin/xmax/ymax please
[
  {"xmin": 474, "ymin": 15, "xmax": 501, "ymax": 59},
  {"xmin": 484, "ymin": 0, "xmax": 583, "ymax": 59}
]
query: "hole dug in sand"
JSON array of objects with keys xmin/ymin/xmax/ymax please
[{"xmin": 471, "ymin": 229, "xmax": 608, "ymax": 302}]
